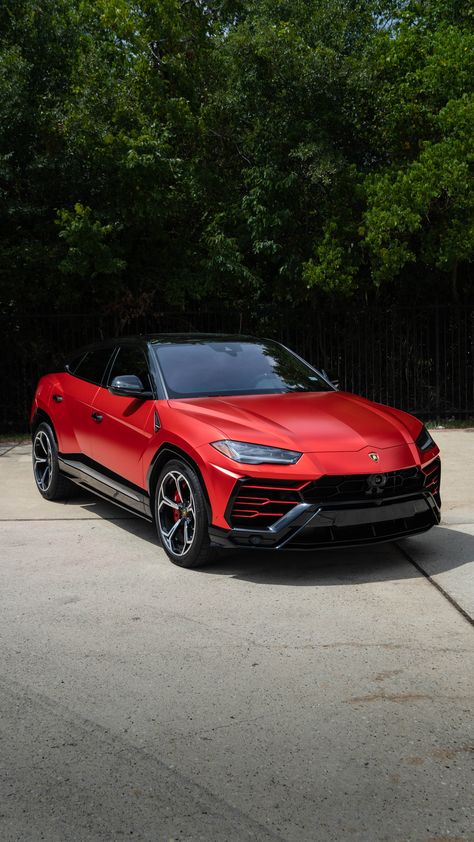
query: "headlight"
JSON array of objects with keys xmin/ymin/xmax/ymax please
[
  {"xmin": 211, "ymin": 440, "xmax": 302, "ymax": 465},
  {"xmin": 415, "ymin": 426, "xmax": 436, "ymax": 452}
]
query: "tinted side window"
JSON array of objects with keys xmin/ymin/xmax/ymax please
[
  {"xmin": 74, "ymin": 347, "xmax": 115, "ymax": 385},
  {"xmin": 108, "ymin": 345, "xmax": 152, "ymax": 391}
]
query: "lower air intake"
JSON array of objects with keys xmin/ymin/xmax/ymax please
[{"xmin": 229, "ymin": 479, "xmax": 304, "ymax": 528}]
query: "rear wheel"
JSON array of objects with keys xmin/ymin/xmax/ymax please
[
  {"xmin": 32, "ymin": 422, "xmax": 72, "ymax": 501},
  {"xmin": 155, "ymin": 459, "xmax": 212, "ymax": 568}
]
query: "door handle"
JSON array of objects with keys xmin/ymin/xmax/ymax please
[
  {"xmin": 52, "ymin": 394, "xmax": 63, "ymax": 403},
  {"xmin": 91, "ymin": 412, "xmax": 103, "ymax": 423}
]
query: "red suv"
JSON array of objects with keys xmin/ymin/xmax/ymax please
[{"xmin": 31, "ymin": 334, "xmax": 441, "ymax": 567}]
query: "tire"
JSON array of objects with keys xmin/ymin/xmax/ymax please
[
  {"xmin": 32, "ymin": 422, "xmax": 72, "ymax": 501},
  {"xmin": 154, "ymin": 459, "xmax": 212, "ymax": 568}
]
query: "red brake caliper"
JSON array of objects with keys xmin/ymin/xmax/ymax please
[{"xmin": 173, "ymin": 485, "xmax": 182, "ymax": 523}]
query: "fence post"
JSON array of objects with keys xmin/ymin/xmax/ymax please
[{"xmin": 434, "ymin": 307, "xmax": 440, "ymax": 419}]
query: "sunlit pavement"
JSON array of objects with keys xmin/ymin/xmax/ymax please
[{"xmin": 0, "ymin": 432, "xmax": 473, "ymax": 841}]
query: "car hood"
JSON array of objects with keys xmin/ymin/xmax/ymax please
[{"xmin": 168, "ymin": 391, "xmax": 422, "ymax": 453}]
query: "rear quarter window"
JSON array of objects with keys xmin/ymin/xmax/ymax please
[{"xmin": 66, "ymin": 352, "xmax": 86, "ymax": 374}]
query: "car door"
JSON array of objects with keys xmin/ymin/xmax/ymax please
[
  {"xmin": 59, "ymin": 345, "xmax": 116, "ymax": 457},
  {"xmin": 90, "ymin": 342, "xmax": 156, "ymax": 489}
]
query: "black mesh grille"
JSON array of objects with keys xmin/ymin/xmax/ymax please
[{"xmin": 303, "ymin": 459, "xmax": 441, "ymax": 505}]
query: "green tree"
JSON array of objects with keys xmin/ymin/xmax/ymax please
[
  {"xmin": 361, "ymin": 11, "xmax": 474, "ymax": 300},
  {"xmin": 0, "ymin": 0, "xmax": 472, "ymax": 317},
  {"xmin": 200, "ymin": 0, "xmax": 382, "ymax": 304}
]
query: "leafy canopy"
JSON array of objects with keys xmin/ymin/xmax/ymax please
[{"xmin": 0, "ymin": 0, "xmax": 472, "ymax": 315}]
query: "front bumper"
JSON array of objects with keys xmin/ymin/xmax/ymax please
[{"xmin": 208, "ymin": 492, "xmax": 441, "ymax": 550}]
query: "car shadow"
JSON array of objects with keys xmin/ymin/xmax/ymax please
[
  {"xmin": 196, "ymin": 526, "xmax": 474, "ymax": 587},
  {"xmin": 67, "ymin": 488, "xmax": 474, "ymax": 588},
  {"xmin": 64, "ymin": 489, "xmax": 160, "ymax": 545},
  {"xmin": 398, "ymin": 525, "xmax": 474, "ymax": 578}
]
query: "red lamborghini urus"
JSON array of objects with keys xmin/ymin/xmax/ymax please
[{"xmin": 31, "ymin": 334, "xmax": 441, "ymax": 567}]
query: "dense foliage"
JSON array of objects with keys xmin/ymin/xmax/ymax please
[{"xmin": 0, "ymin": 0, "xmax": 472, "ymax": 316}]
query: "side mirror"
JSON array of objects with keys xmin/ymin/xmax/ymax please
[{"xmin": 109, "ymin": 374, "xmax": 153, "ymax": 399}]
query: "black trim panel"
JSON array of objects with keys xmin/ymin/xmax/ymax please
[{"xmin": 58, "ymin": 453, "xmax": 152, "ymax": 520}]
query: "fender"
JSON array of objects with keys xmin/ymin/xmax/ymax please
[
  {"xmin": 147, "ymin": 442, "xmax": 212, "ymax": 522},
  {"xmin": 31, "ymin": 373, "xmax": 80, "ymax": 453}
]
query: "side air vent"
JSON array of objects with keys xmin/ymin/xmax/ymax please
[
  {"xmin": 421, "ymin": 457, "xmax": 441, "ymax": 504},
  {"xmin": 229, "ymin": 479, "xmax": 305, "ymax": 529}
]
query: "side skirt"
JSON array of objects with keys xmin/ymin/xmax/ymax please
[{"xmin": 58, "ymin": 454, "xmax": 153, "ymax": 521}]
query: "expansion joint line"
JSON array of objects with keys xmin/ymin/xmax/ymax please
[{"xmin": 396, "ymin": 542, "xmax": 474, "ymax": 628}]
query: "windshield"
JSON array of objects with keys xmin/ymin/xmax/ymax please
[{"xmin": 152, "ymin": 340, "xmax": 331, "ymax": 398}]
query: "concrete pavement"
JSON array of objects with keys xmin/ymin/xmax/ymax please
[
  {"xmin": 399, "ymin": 430, "xmax": 474, "ymax": 620},
  {"xmin": 0, "ymin": 432, "xmax": 473, "ymax": 841}
]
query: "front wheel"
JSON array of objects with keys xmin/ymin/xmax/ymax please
[{"xmin": 154, "ymin": 459, "xmax": 212, "ymax": 568}]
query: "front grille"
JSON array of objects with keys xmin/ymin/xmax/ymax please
[
  {"xmin": 227, "ymin": 458, "xmax": 441, "ymax": 532},
  {"xmin": 229, "ymin": 479, "xmax": 304, "ymax": 528},
  {"xmin": 302, "ymin": 459, "xmax": 441, "ymax": 505}
]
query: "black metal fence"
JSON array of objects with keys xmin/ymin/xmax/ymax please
[{"xmin": 1, "ymin": 305, "xmax": 473, "ymax": 432}]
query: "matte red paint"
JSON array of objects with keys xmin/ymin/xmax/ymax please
[{"xmin": 31, "ymin": 372, "xmax": 439, "ymax": 530}]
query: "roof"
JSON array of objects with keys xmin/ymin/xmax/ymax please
[
  {"xmin": 66, "ymin": 333, "xmax": 263, "ymax": 356},
  {"xmin": 144, "ymin": 333, "xmax": 259, "ymax": 344}
]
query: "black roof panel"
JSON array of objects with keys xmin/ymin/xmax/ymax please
[
  {"xmin": 65, "ymin": 333, "xmax": 264, "ymax": 357},
  {"xmin": 145, "ymin": 333, "xmax": 259, "ymax": 344}
]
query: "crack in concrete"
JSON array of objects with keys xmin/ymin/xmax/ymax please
[
  {"xmin": 404, "ymin": 746, "xmax": 474, "ymax": 766},
  {"xmin": 346, "ymin": 692, "xmax": 431, "ymax": 704},
  {"xmin": 396, "ymin": 541, "xmax": 474, "ymax": 627}
]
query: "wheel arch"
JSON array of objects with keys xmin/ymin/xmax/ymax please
[
  {"xmin": 31, "ymin": 409, "xmax": 58, "ymax": 443},
  {"xmin": 147, "ymin": 444, "xmax": 212, "ymax": 522}
]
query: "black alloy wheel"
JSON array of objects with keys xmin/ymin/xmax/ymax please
[
  {"xmin": 32, "ymin": 422, "xmax": 72, "ymax": 501},
  {"xmin": 155, "ymin": 459, "xmax": 212, "ymax": 568}
]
